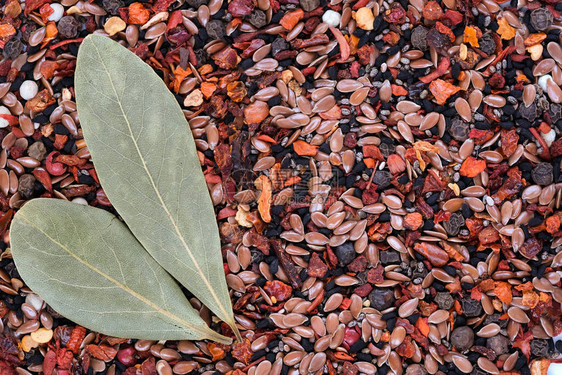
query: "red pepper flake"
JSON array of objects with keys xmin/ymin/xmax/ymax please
[
  {"xmin": 459, "ymin": 156, "xmax": 486, "ymax": 177},
  {"xmin": 264, "ymin": 280, "xmax": 293, "ymax": 301},
  {"xmin": 419, "ymin": 56, "xmax": 450, "ymax": 84},
  {"xmin": 86, "ymin": 345, "xmax": 118, "ymax": 361},
  {"xmin": 228, "ymin": 0, "xmax": 255, "ymax": 18},
  {"xmin": 422, "ymin": 1, "xmax": 443, "ymax": 20},
  {"xmin": 435, "ymin": 22, "xmax": 455, "ymax": 42},
  {"xmin": 413, "ymin": 243, "xmax": 448, "ymax": 267},
  {"xmin": 383, "ymin": 3, "xmax": 406, "ymax": 24},
  {"xmin": 231, "ymin": 339, "xmax": 253, "ymax": 365},
  {"xmin": 66, "ymin": 326, "xmax": 86, "ymax": 354},
  {"xmin": 127, "ymin": 3, "xmax": 150, "ymax": 24},
  {"xmin": 367, "ymin": 264, "xmax": 385, "ymax": 284},
  {"xmin": 429, "ymin": 79, "xmax": 460, "ymax": 105},
  {"xmin": 24, "ymin": 0, "xmax": 51, "ymax": 16},
  {"xmin": 440, "ymin": 10, "xmax": 463, "ymax": 25},
  {"xmin": 347, "ymin": 255, "xmax": 367, "ymax": 273},
  {"xmin": 307, "ymin": 252, "xmax": 328, "ymax": 278},
  {"xmin": 478, "ymin": 226, "xmax": 499, "ymax": 245}
]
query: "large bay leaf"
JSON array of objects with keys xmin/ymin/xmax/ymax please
[
  {"xmin": 10, "ymin": 199, "xmax": 231, "ymax": 343},
  {"xmin": 74, "ymin": 35, "xmax": 239, "ymax": 339}
]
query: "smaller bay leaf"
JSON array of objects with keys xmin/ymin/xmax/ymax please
[{"xmin": 10, "ymin": 199, "xmax": 231, "ymax": 343}]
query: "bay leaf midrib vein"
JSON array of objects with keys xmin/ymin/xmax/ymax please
[{"xmin": 88, "ymin": 40, "xmax": 230, "ymax": 322}]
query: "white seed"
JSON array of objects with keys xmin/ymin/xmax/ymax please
[
  {"xmin": 322, "ymin": 10, "xmax": 341, "ymax": 27},
  {"xmin": 47, "ymin": 3, "xmax": 65, "ymax": 21},
  {"xmin": 0, "ymin": 107, "xmax": 10, "ymax": 128},
  {"xmin": 19, "ymin": 81, "xmax": 39, "ymax": 101}
]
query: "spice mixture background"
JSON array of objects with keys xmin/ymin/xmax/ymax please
[{"xmin": 0, "ymin": 0, "xmax": 561, "ymax": 373}]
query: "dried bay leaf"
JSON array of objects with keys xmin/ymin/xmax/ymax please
[
  {"xmin": 74, "ymin": 35, "xmax": 240, "ymax": 340},
  {"xmin": 10, "ymin": 199, "xmax": 231, "ymax": 343}
]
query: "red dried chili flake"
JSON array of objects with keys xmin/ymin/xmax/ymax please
[
  {"xmin": 419, "ymin": 56, "xmax": 450, "ymax": 84},
  {"xmin": 421, "ymin": 169, "xmax": 446, "ymax": 193},
  {"xmin": 307, "ymin": 252, "xmax": 328, "ymax": 278},
  {"xmin": 264, "ymin": 280, "xmax": 292, "ymax": 301},
  {"xmin": 341, "ymin": 362, "xmax": 359, "ymax": 375},
  {"xmin": 66, "ymin": 326, "xmax": 86, "ymax": 354},
  {"xmin": 395, "ymin": 337, "xmax": 416, "ymax": 358},
  {"xmin": 422, "ymin": 1, "xmax": 443, "ymax": 20},
  {"xmin": 403, "ymin": 212, "xmax": 423, "ymax": 230},
  {"xmin": 429, "ymin": 79, "xmax": 460, "ymax": 105},
  {"xmin": 478, "ymin": 226, "xmax": 499, "ymax": 245},
  {"xmin": 43, "ymin": 351, "xmax": 57, "ymax": 375},
  {"xmin": 24, "ymin": 0, "xmax": 50, "ymax": 16},
  {"xmin": 280, "ymin": 9, "xmax": 304, "ymax": 30},
  {"xmin": 46, "ymin": 151, "xmax": 67, "ymax": 176},
  {"xmin": 214, "ymin": 143, "xmax": 233, "ymax": 177},
  {"xmin": 459, "ymin": 156, "xmax": 486, "ymax": 177},
  {"xmin": 342, "ymin": 327, "xmax": 360, "ymax": 349},
  {"xmin": 414, "ymin": 201, "xmax": 433, "ymax": 222},
  {"xmin": 435, "ymin": 22, "xmax": 455, "ymax": 42},
  {"xmin": 212, "ymin": 47, "xmax": 240, "ymax": 69},
  {"xmin": 228, "ymin": 0, "xmax": 255, "ymax": 17},
  {"xmin": 492, "ymin": 176, "xmax": 522, "ymax": 204},
  {"xmin": 383, "ymin": 3, "xmax": 406, "ymax": 24},
  {"xmin": 362, "ymin": 145, "xmax": 384, "ymax": 160},
  {"xmin": 24, "ymin": 89, "xmax": 55, "ymax": 112},
  {"xmin": 440, "ymin": 10, "xmax": 463, "ymax": 25},
  {"xmin": 231, "ymin": 339, "xmax": 253, "ymax": 365},
  {"xmin": 413, "ymin": 243, "xmax": 448, "ymax": 267},
  {"xmin": 87, "ymin": 344, "xmax": 118, "ymax": 361},
  {"xmin": 347, "ymin": 255, "xmax": 367, "ymax": 273},
  {"xmin": 367, "ymin": 264, "xmax": 385, "ymax": 284},
  {"xmin": 126, "ymin": 2, "xmax": 150, "ymax": 24},
  {"xmin": 519, "ymin": 238, "xmax": 542, "ymax": 259},
  {"xmin": 500, "ymin": 129, "xmax": 519, "ymax": 157},
  {"xmin": 354, "ymin": 283, "xmax": 373, "ymax": 297},
  {"xmin": 56, "ymin": 154, "xmax": 87, "ymax": 167},
  {"xmin": 57, "ymin": 348, "xmax": 74, "ymax": 370}
]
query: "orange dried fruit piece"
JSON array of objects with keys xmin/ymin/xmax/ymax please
[
  {"xmin": 524, "ymin": 32, "xmax": 546, "ymax": 46},
  {"xmin": 255, "ymin": 175, "xmax": 272, "ymax": 223},
  {"xmin": 429, "ymin": 79, "xmax": 460, "ymax": 105},
  {"xmin": 494, "ymin": 281, "xmax": 512, "ymax": 305},
  {"xmin": 497, "ymin": 17, "xmax": 516, "ymax": 40},
  {"xmin": 280, "ymin": 9, "xmax": 303, "ymax": 30},
  {"xmin": 459, "ymin": 156, "xmax": 486, "ymax": 177},
  {"xmin": 226, "ymin": 81, "xmax": 247, "ymax": 102},
  {"xmin": 546, "ymin": 215, "xmax": 560, "ymax": 234},
  {"xmin": 244, "ymin": 100, "xmax": 269, "ymax": 124},
  {"xmin": 200, "ymin": 82, "xmax": 217, "ymax": 99},
  {"xmin": 292, "ymin": 140, "xmax": 318, "ymax": 156},
  {"xmin": 104, "ymin": 17, "xmax": 126, "ymax": 36},
  {"xmin": 463, "ymin": 26, "xmax": 480, "ymax": 47},
  {"xmin": 128, "ymin": 2, "xmax": 150, "ymax": 24},
  {"xmin": 355, "ymin": 7, "xmax": 375, "ymax": 30}
]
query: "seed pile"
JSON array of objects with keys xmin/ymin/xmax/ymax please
[{"xmin": 0, "ymin": 0, "xmax": 561, "ymax": 374}]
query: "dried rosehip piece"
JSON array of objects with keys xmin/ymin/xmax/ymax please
[
  {"xmin": 57, "ymin": 16, "xmax": 80, "ymax": 39},
  {"xmin": 443, "ymin": 212, "xmax": 464, "ymax": 236},
  {"xmin": 532, "ymin": 162, "xmax": 553, "ymax": 186},
  {"xmin": 530, "ymin": 8, "xmax": 553, "ymax": 31},
  {"xmin": 410, "ymin": 25, "xmax": 429, "ymax": 51},
  {"xmin": 449, "ymin": 118, "xmax": 470, "ymax": 141},
  {"xmin": 478, "ymin": 33, "xmax": 496, "ymax": 55},
  {"xmin": 519, "ymin": 102, "xmax": 540, "ymax": 122}
]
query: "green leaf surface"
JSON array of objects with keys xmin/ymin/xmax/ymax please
[
  {"xmin": 74, "ymin": 35, "xmax": 239, "ymax": 339},
  {"xmin": 10, "ymin": 199, "xmax": 231, "ymax": 343}
]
